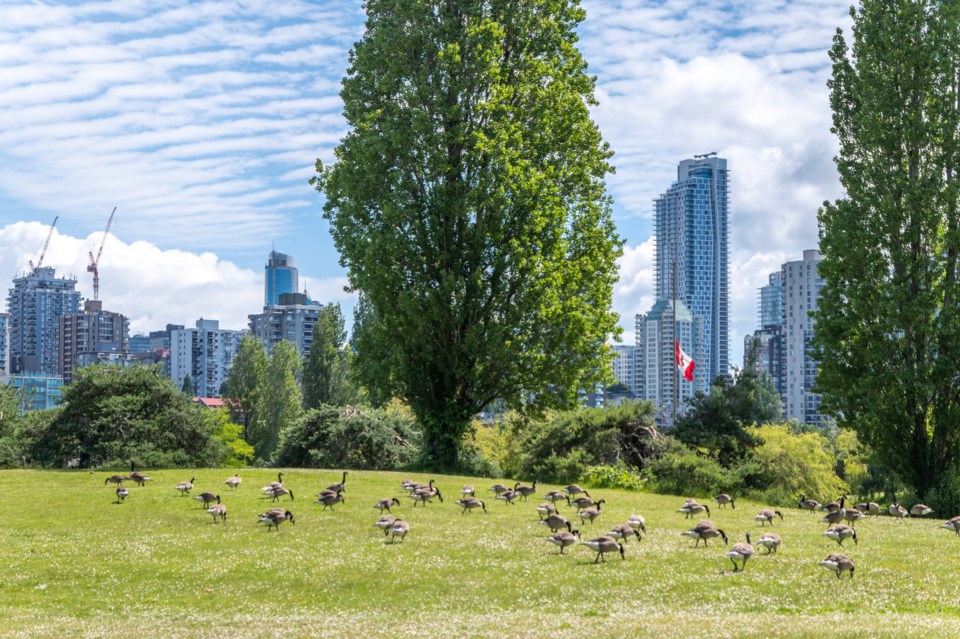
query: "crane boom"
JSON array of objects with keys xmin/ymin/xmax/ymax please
[
  {"xmin": 29, "ymin": 216, "xmax": 58, "ymax": 274},
  {"xmin": 87, "ymin": 206, "xmax": 117, "ymax": 300}
]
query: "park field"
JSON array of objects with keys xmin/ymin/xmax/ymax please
[{"xmin": 2, "ymin": 468, "xmax": 960, "ymax": 638}]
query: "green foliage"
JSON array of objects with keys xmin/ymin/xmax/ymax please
[
  {"xmin": 222, "ymin": 335, "xmax": 268, "ymax": 435},
  {"xmin": 180, "ymin": 374, "xmax": 194, "ymax": 397},
  {"xmin": 583, "ymin": 463, "xmax": 646, "ymax": 492},
  {"xmin": 816, "ymin": 0, "xmax": 960, "ymax": 498},
  {"xmin": 316, "ymin": 0, "xmax": 623, "ymax": 469},
  {"xmin": 203, "ymin": 408, "xmax": 254, "ymax": 466},
  {"xmin": 644, "ymin": 438, "xmax": 729, "ymax": 497},
  {"xmin": 303, "ymin": 303, "xmax": 363, "ymax": 409},
  {"xmin": 273, "ymin": 405, "xmax": 420, "ymax": 470},
  {"xmin": 248, "ymin": 340, "xmax": 302, "ymax": 462},
  {"xmin": 0, "ymin": 408, "xmax": 57, "ymax": 468},
  {"xmin": 746, "ymin": 423, "xmax": 849, "ymax": 505}
]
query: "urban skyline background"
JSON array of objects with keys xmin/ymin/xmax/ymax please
[{"xmin": 0, "ymin": 0, "xmax": 854, "ymax": 367}]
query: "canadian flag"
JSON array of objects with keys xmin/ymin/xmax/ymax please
[{"xmin": 675, "ymin": 340, "xmax": 695, "ymax": 382}]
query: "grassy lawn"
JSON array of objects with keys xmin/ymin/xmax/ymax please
[{"xmin": 1, "ymin": 468, "xmax": 960, "ymax": 638}]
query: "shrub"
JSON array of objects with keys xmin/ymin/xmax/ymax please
[
  {"xmin": 204, "ymin": 408, "xmax": 255, "ymax": 466},
  {"xmin": 746, "ymin": 423, "xmax": 848, "ymax": 505},
  {"xmin": 645, "ymin": 439, "xmax": 728, "ymax": 497},
  {"xmin": 582, "ymin": 464, "xmax": 647, "ymax": 492}
]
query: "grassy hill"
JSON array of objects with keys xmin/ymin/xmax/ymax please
[{"xmin": 1, "ymin": 468, "xmax": 959, "ymax": 638}]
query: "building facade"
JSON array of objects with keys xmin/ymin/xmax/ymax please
[
  {"xmin": 783, "ymin": 249, "xmax": 827, "ymax": 426},
  {"xmin": 654, "ymin": 155, "xmax": 729, "ymax": 391},
  {"xmin": 759, "ymin": 271, "xmax": 784, "ymax": 328},
  {"xmin": 610, "ymin": 344, "xmax": 638, "ymax": 398},
  {"xmin": 0, "ymin": 313, "xmax": 8, "ymax": 376},
  {"xmin": 170, "ymin": 319, "xmax": 243, "ymax": 398},
  {"xmin": 248, "ymin": 292, "xmax": 320, "ymax": 358},
  {"xmin": 264, "ymin": 251, "xmax": 298, "ymax": 307},
  {"xmin": 1, "ymin": 373, "xmax": 63, "ymax": 411},
  {"xmin": 7, "ymin": 267, "xmax": 80, "ymax": 375},
  {"xmin": 58, "ymin": 300, "xmax": 129, "ymax": 385}
]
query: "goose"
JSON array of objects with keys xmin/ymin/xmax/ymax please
[
  {"xmin": 258, "ymin": 508, "xmax": 295, "ymax": 531},
  {"xmin": 129, "ymin": 462, "xmax": 151, "ymax": 487},
  {"xmin": 843, "ymin": 508, "xmax": 867, "ymax": 526},
  {"xmin": 889, "ymin": 500, "xmax": 908, "ymax": 519},
  {"xmin": 798, "ymin": 494, "xmax": 821, "ymax": 511},
  {"xmin": 563, "ymin": 484, "xmax": 589, "ymax": 497},
  {"xmin": 266, "ymin": 485, "xmax": 294, "ymax": 502},
  {"xmin": 910, "ymin": 503, "xmax": 934, "ymax": 517},
  {"xmin": 326, "ymin": 471, "xmax": 348, "ymax": 493},
  {"xmin": 578, "ymin": 500, "xmax": 605, "ymax": 524},
  {"xmin": 725, "ymin": 532, "xmax": 754, "ymax": 572},
  {"xmin": 683, "ymin": 524, "xmax": 728, "ymax": 548},
  {"xmin": 389, "ymin": 519, "xmax": 409, "ymax": 543},
  {"xmin": 754, "ymin": 509, "xmax": 783, "ymax": 526},
  {"xmin": 515, "ymin": 481, "xmax": 537, "ymax": 501},
  {"xmin": 820, "ymin": 497, "xmax": 847, "ymax": 525},
  {"xmin": 496, "ymin": 489, "xmax": 519, "ymax": 505},
  {"xmin": 317, "ymin": 491, "xmax": 344, "ymax": 510},
  {"xmin": 542, "ymin": 490, "xmax": 570, "ymax": 506},
  {"xmin": 941, "ymin": 516, "xmax": 960, "ymax": 536},
  {"xmin": 548, "ymin": 528, "xmax": 580, "ymax": 554},
  {"xmin": 755, "ymin": 532, "xmax": 781, "ymax": 554},
  {"xmin": 863, "ymin": 502, "xmax": 881, "ymax": 516},
  {"xmin": 819, "ymin": 553, "xmax": 854, "ymax": 579},
  {"xmin": 225, "ymin": 474, "xmax": 241, "ymax": 491},
  {"xmin": 374, "ymin": 498, "xmax": 401, "ymax": 512},
  {"xmin": 570, "ymin": 495, "xmax": 598, "ymax": 509},
  {"xmin": 404, "ymin": 479, "xmax": 434, "ymax": 494},
  {"xmin": 401, "ymin": 478, "xmax": 419, "ymax": 492},
  {"xmin": 115, "ymin": 485, "xmax": 129, "ymax": 503},
  {"xmin": 607, "ymin": 523, "xmax": 641, "ymax": 543},
  {"xmin": 679, "ymin": 502, "xmax": 710, "ymax": 519},
  {"xmin": 105, "ymin": 473, "xmax": 130, "ymax": 486},
  {"xmin": 628, "ymin": 515, "xmax": 646, "ymax": 534},
  {"xmin": 489, "ymin": 483, "xmax": 509, "ymax": 496},
  {"xmin": 539, "ymin": 514, "xmax": 570, "ymax": 533},
  {"xmin": 411, "ymin": 485, "xmax": 442, "ymax": 506},
  {"xmin": 823, "ymin": 497, "xmax": 843, "ymax": 513},
  {"xmin": 207, "ymin": 497, "xmax": 226, "ymax": 523},
  {"xmin": 460, "ymin": 485, "xmax": 475, "ymax": 498},
  {"xmin": 713, "ymin": 494, "xmax": 735, "ymax": 509},
  {"xmin": 175, "ymin": 477, "xmax": 196, "ymax": 496},
  {"xmin": 261, "ymin": 472, "xmax": 285, "ymax": 493},
  {"xmin": 536, "ymin": 502, "xmax": 559, "ymax": 519},
  {"xmin": 456, "ymin": 498, "xmax": 486, "ymax": 514},
  {"xmin": 194, "ymin": 492, "xmax": 220, "ymax": 508},
  {"xmin": 822, "ymin": 524, "xmax": 857, "ymax": 547},
  {"xmin": 374, "ymin": 514, "xmax": 396, "ymax": 536},
  {"xmin": 581, "ymin": 536, "xmax": 624, "ymax": 563}
]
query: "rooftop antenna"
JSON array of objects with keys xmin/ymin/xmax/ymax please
[
  {"xmin": 87, "ymin": 206, "xmax": 117, "ymax": 300},
  {"xmin": 29, "ymin": 216, "xmax": 58, "ymax": 274}
]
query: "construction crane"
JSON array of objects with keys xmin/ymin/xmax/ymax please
[
  {"xmin": 28, "ymin": 216, "xmax": 58, "ymax": 274},
  {"xmin": 87, "ymin": 206, "xmax": 117, "ymax": 301}
]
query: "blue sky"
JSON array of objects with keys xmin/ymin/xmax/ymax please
[{"xmin": 0, "ymin": 0, "xmax": 852, "ymax": 365}]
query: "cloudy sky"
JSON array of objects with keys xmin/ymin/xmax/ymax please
[{"xmin": 0, "ymin": 0, "xmax": 852, "ymax": 365}]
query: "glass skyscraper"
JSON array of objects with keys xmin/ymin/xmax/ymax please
[
  {"xmin": 264, "ymin": 251, "xmax": 298, "ymax": 306},
  {"xmin": 654, "ymin": 155, "xmax": 729, "ymax": 390}
]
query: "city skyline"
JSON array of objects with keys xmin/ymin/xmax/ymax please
[{"xmin": 0, "ymin": 1, "xmax": 854, "ymax": 365}]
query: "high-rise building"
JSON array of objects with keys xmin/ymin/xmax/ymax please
[
  {"xmin": 0, "ymin": 313, "xmax": 8, "ymax": 376},
  {"xmin": 654, "ymin": 155, "xmax": 729, "ymax": 391},
  {"xmin": 58, "ymin": 300, "xmax": 129, "ymax": 385},
  {"xmin": 170, "ymin": 319, "xmax": 244, "ymax": 398},
  {"xmin": 610, "ymin": 345, "xmax": 638, "ymax": 398},
  {"xmin": 264, "ymin": 251, "xmax": 298, "ymax": 307},
  {"xmin": 635, "ymin": 300, "xmax": 701, "ymax": 427},
  {"xmin": 248, "ymin": 292, "xmax": 321, "ymax": 358},
  {"xmin": 783, "ymin": 249, "xmax": 827, "ymax": 426},
  {"xmin": 759, "ymin": 272, "xmax": 784, "ymax": 328},
  {"xmin": 7, "ymin": 266, "xmax": 80, "ymax": 375},
  {"xmin": 148, "ymin": 323, "xmax": 181, "ymax": 379},
  {"xmin": 128, "ymin": 333, "xmax": 150, "ymax": 353},
  {"xmin": 744, "ymin": 324, "xmax": 785, "ymax": 404}
]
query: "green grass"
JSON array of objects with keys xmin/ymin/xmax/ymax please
[{"xmin": 1, "ymin": 468, "xmax": 960, "ymax": 637}]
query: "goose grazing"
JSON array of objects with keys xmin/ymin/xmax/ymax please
[
  {"xmin": 410, "ymin": 485, "xmax": 442, "ymax": 506},
  {"xmin": 910, "ymin": 503, "xmax": 934, "ymax": 517},
  {"xmin": 578, "ymin": 500, "xmax": 605, "ymax": 525},
  {"xmin": 628, "ymin": 515, "xmax": 646, "ymax": 534},
  {"xmin": 542, "ymin": 490, "xmax": 570, "ymax": 506},
  {"xmin": 115, "ymin": 485, "xmax": 129, "ymax": 503},
  {"xmin": 755, "ymin": 532, "xmax": 781, "ymax": 554},
  {"xmin": 515, "ymin": 481, "xmax": 537, "ymax": 501},
  {"xmin": 581, "ymin": 536, "xmax": 624, "ymax": 563},
  {"xmin": 821, "ymin": 497, "xmax": 847, "ymax": 526},
  {"xmin": 225, "ymin": 474, "xmax": 241, "ymax": 491},
  {"xmin": 570, "ymin": 495, "xmax": 598, "ymax": 510},
  {"xmin": 460, "ymin": 485, "xmax": 475, "ymax": 498},
  {"xmin": 326, "ymin": 471, "xmax": 348, "ymax": 493},
  {"xmin": 105, "ymin": 473, "xmax": 130, "ymax": 486},
  {"xmin": 175, "ymin": 477, "xmax": 196, "ymax": 496},
  {"xmin": 496, "ymin": 489, "xmax": 519, "ymax": 505},
  {"xmin": 563, "ymin": 484, "xmax": 589, "ymax": 497},
  {"xmin": 536, "ymin": 503, "xmax": 559, "ymax": 520},
  {"xmin": 754, "ymin": 509, "xmax": 783, "ymax": 526},
  {"xmin": 798, "ymin": 494, "xmax": 821, "ymax": 511},
  {"xmin": 258, "ymin": 508, "xmax": 295, "ymax": 531},
  {"xmin": 725, "ymin": 532, "xmax": 754, "ymax": 572},
  {"xmin": 404, "ymin": 479, "xmax": 432, "ymax": 494},
  {"xmin": 374, "ymin": 514, "xmax": 396, "ymax": 536},
  {"xmin": 714, "ymin": 494, "xmax": 735, "ymax": 509},
  {"xmin": 261, "ymin": 472, "xmax": 285, "ymax": 493},
  {"xmin": 317, "ymin": 490, "xmax": 344, "ymax": 510},
  {"xmin": 129, "ymin": 462, "xmax": 151, "ymax": 487},
  {"xmin": 539, "ymin": 514, "xmax": 570, "ymax": 533},
  {"xmin": 682, "ymin": 524, "xmax": 727, "ymax": 548},
  {"xmin": 819, "ymin": 553, "xmax": 854, "ymax": 579},
  {"xmin": 548, "ymin": 528, "xmax": 580, "ymax": 554},
  {"xmin": 889, "ymin": 500, "xmax": 908, "ymax": 519},
  {"xmin": 607, "ymin": 523, "xmax": 641, "ymax": 543},
  {"xmin": 822, "ymin": 525, "xmax": 857, "ymax": 547},
  {"xmin": 194, "ymin": 492, "xmax": 220, "ymax": 508},
  {"xmin": 863, "ymin": 502, "xmax": 881, "ymax": 516},
  {"xmin": 374, "ymin": 498, "xmax": 401, "ymax": 512},
  {"xmin": 941, "ymin": 516, "xmax": 960, "ymax": 536},
  {"xmin": 678, "ymin": 502, "xmax": 710, "ymax": 519},
  {"xmin": 389, "ymin": 519, "xmax": 409, "ymax": 543},
  {"xmin": 266, "ymin": 485, "xmax": 294, "ymax": 502},
  {"xmin": 489, "ymin": 483, "xmax": 509, "ymax": 496},
  {"xmin": 456, "ymin": 498, "xmax": 486, "ymax": 514},
  {"xmin": 207, "ymin": 496, "xmax": 226, "ymax": 523},
  {"xmin": 843, "ymin": 508, "xmax": 867, "ymax": 526}
]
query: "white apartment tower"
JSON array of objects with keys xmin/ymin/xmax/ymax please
[
  {"xmin": 783, "ymin": 249, "xmax": 827, "ymax": 426},
  {"xmin": 170, "ymin": 319, "xmax": 244, "ymax": 398},
  {"xmin": 635, "ymin": 300, "xmax": 701, "ymax": 427}
]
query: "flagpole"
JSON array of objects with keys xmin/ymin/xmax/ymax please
[{"xmin": 672, "ymin": 254, "xmax": 677, "ymax": 427}]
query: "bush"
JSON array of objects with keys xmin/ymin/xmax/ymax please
[
  {"xmin": 746, "ymin": 423, "xmax": 848, "ymax": 505},
  {"xmin": 272, "ymin": 405, "xmax": 420, "ymax": 470},
  {"xmin": 583, "ymin": 464, "xmax": 647, "ymax": 492},
  {"xmin": 645, "ymin": 438, "xmax": 729, "ymax": 497}
]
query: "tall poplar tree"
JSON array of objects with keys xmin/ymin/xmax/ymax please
[
  {"xmin": 816, "ymin": 0, "xmax": 960, "ymax": 498},
  {"xmin": 303, "ymin": 303, "xmax": 360, "ymax": 408},
  {"xmin": 315, "ymin": 0, "xmax": 623, "ymax": 468},
  {"xmin": 222, "ymin": 335, "xmax": 268, "ymax": 439},
  {"xmin": 254, "ymin": 340, "xmax": 302, "ymax": 461}
]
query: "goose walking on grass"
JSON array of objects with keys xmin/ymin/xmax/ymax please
[
  {"xmin": 536, "ymin": 503, "xmax": 559, "ymax": 520},
  {"xmin": 755, "ymin": 509, "xmax": 783, "ymax": 526},
  {"xmin": 266, "ymin": 485, "xmax": 294, "ymax": 502},
  {"xmin": 261, "ymin": 472, "xmax": 284, "ymax": 493},
  {"xmin": 582, "ymin": 536, "xmax": 624, "ymax": 563},
  {"xmin": 539, "ymin": 514, "xmax": 570, "ymax": 533},
  {"xmin": 548, "ymin": 528, "xmax": 580, "ymax": 555},
  {"xmin": 570, "ymin": 495, "xmax": 599, "ymax": 510},
  {"xmin": 515, "ymin": 481, "xmax": 537, "ymax": 501},
  {"xmin": 911, "ymin": 503, "xmax": 934, "ymax": 517},
  {"xmin": 115, "ymin": 485, "xmax": 128, "ymax": 504},
  {"xmin": 317, "ymin": 491, "xmax": 344, "ymax": 510},
  {"xmin": 843, "ymin": 508, "xmax": 867, "ymax": 526},
  {"xmin": 578, "ymin": 500, "xmax": 605, "ymax": 525},
  {"xmin": 855, "ymin": 501, "xmax": 881, "ymax": 516},
  {"xmin": 822, "ymin": 525, "xmax": 857, "ymax": 547},
  {"xmin": 678, "ymin": 502, "xmax": 710, "ymax": 519},
  {"xmin": 819, "ymin": 553, "xmax": 854, "ymax": 579},
  {"xmin": 563, "ymin": 484, "xmax": 588, "ymax": 497},
  {"xmin": 105, "ymin": 473, "xmax": 130, "ymax": 486},
  {"xmin": 607, "ymin": 523, "xmax": 641, "ymax": 543},
  {"xmin": 821, "ymin": 498, "xmax": 847, "ymax": 526},
  {"xmin": 628, "ymin": 515, "xmax": 646, "ymax": 534},
  {"xmin": 374, "ymin": 498, "xmax": 401, "ymax": 512},
  {"xmin": 683, "ymin": 524, "xmax": 727, "ymax": 548},
  {"xmin": 374, "ymin": 514, "xmax": 396, "ymax": 536},
  {"xmin": 542, "ymin": 491, "xmax": 570, "ymax": 506},
  {"xmin": 389, "ymin": 519, "xmax": 409, "ymax": 543},
  {"xmin": 889, "ymin": 500, "xmax": 908, "ymax": 519},
  {"xmin": 489, "ymin": 483, "xmax": 509, "ymax": 496},
  {"xmin": 496, "ymin": 489, "xmax": 519, "ymax": 505},
  {"xmin": 755, "ymin": 532, "xmax": 781, "ymax": 555},
  {"xmin": 194, "ymin": 492, "xmax": 220, "ymax": 508},
  {"xmin": 726, "ymin": 533, "xmax": 754, "ymax": 572},
  {"xmin": 259, "ymin": 508, "xmax": 294, "ymax": 531},
  {"xmin": 410, "ymin": 485, "xmax": 442, "ymax": 506},
  {"xmin": 224, "ymin": 474, "xmax": 241, "ymax": 491},
  {"xmin": 326, "ymin": 471, "xmax": 348, "ymax": 493},
  {"xmin": 129, "ymin": 462, "xmax": 151, "ymax": 487},
  {"xmin": 798, "ymin": 494, "xmax": 821, "ymax": 511},
  {"xmin": 456, "ymin": 498, "xmax": 486, "ymax": 514},
  {"xmin": 175, "ymin": 477, "xmax": 195, "ymax": 496},
  {"xmin": 942, "ymin": 516, "xmax": 960, "ymax": 536},
  {"xmin": 713, "ymin": 494, "xmax": 735, "ymax": 509},
  {"xmin": 460, "ymin": 485, "xmax": 475, "ymax": 498},
  {"xmin": 207, "ymin": 497, "xmax": 226, "ymax": 523}
]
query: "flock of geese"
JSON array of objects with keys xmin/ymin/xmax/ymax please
[{"xmin": 103, "ymin": 465, "xmax": 959, "ymax": 574}]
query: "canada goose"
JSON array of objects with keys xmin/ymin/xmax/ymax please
[
  {"xmin": 261, "ymin": 472, "xmax": 285, "ymax": 493},
  {"xmin": 374, "ymin": 498, "xmax": 401, "ymax": 512},
  {"xmin": 317, "ymin": 491, "xmax": 344, "ymax": 510},
  {"xmin": 515, "ymin": 481, "xmax": 537, "ymax": 501},
  {"xmin": 193, "ymin": 492, "xmax": 220, "ymax": 508},
  {"xmin": 581, "ymin": 536, "xmax": 624, "ymax": 563},
  {"xmin": 563, "ymin": 484, "xmax": 589, "ymax": 497},
  {"xmin": 607, "ymin": 523, "xmax": 641, "ymax": 543},
  {"xmin": 207, "ymin": 496, "xmax": 226, "ymax": 523},
  {"xmin": 460, "ymin": 485, "xmax": 475, "ymax": 498},
  {"xmin": 798, "ymin": 494, "xmax": 821, "ymax": 511},
  {"xmin": 327, "ymin": 471, "xmax": 348, "ymax": 493},
  {"xmin": 823, "ymin": 497, "xmax": 844, "ymax": 513},
  {"xmin": 266, "ymin": 486, "xmax": 294, "ymax": 502},
  {"xmin": 389, "ymin": 519, "xmax": 409, "ymax": 543},
  {"xmin": 726, "ymin": 532, "xmax": 754, "ymax": 572},
  {"xmin": 374, "ymin": 514, "xmax": 396, "ymax": 535},
  {"xmin": 115, "ymin": 485, "xmax": 128, "ymax": 503},
  {"xmin": 225, "ymin": 474, "xmax": 241, "ymax": 491},
  {"xmin": 539, "ymin": 514, "xmax": 570, "ymax": 533},
  {"xmin": 820, "ymin": 497, "xmax": 846, "ymax": 525},
  {"xmin": 678, "ymin": 502, "xmax": 710, "ymax": 518},
  {"xmin": 542, "ymin": 490, "xmax": 570, "ymax": 506},
  {"xmin": 714, "ymin": 494, "xmax": 735, "ymax": 509},
  {"xmin": 941, "ymin": 516, "xmax": 960, "ymax": 536},
  {"xmin": 411, "ymin": 485, "xmax": 442, "ymax": 506},
  {"xmin": 536, "ymin": 502, "xmax": 559, "ymax": 519},
  {"xmin": 489, "ymin": 483, "xmax": 509, "ymax": 495},
  {"xmin": 129, "ymin": 462, "xmax": 151, "ymax": 487},
  {"xmin": 682, "ymin": 524, "xmax": 728, "ymax": 547},
  {"xmin": 404, "ymin": 479, "xmax": 434, "ymax": 494},
  {"xmin": 911, "ymin": 503, "xmax": 934, "ymax": 517},
  {"xmin": 819, "ymin": 553, "xmax": 854, "ymax": 579},
  {"xmin": 865, "ymin": 502, "xmax": 881, "ymax": 516},
  {"xmin": 889, "ymin": 500, "xmax": 908, "ymax": 519},
  {"xmin": 175, "ymin": 477, "xmax": 196, "ymax": 496},
  {"xmin": 843, "ymin": 508, "xmax": 866, "ymax": 526},
  {"xmin": 456, "ymin": 498, "xmax": 486, "ymax": 514},
  {"xmin": 105, "ymin": 473, "xmax": 130, "ymax": 486},
  {"xmin": 628, "ymin": 515, "xmax": 646, "ymax": 534},
  {"xmin": 258, "ymin": 508, "xmax": 294, "ymax": 531},
  {"xmin": 496, "ymin": 489, "xmax": 519, "ymax": 505},
  {"xmin": 755, "ymin": 532, "xmax": 781, "ymax": 554},
  {"xmin": 754, "ymin": 509, "xmax": 783, "ymax": 526},
  {"xmin": 548, "ymin": 528, "xmax": 580, "ymax": 554},
  {"xmin": 822, "ymin": 524, "xmax": 857, "ymax": 547},
  {"xmin": 570, "ymin": 495, "xmax": 598, "ymax": 509},
  {"xmin": 578, "ymin": 500, "xmax": 605, "ymax": 524}
]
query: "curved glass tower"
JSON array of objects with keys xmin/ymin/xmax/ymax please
[{"xmin": 264, "ymin": 251, "xmax": 298, "ymax": 306}]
